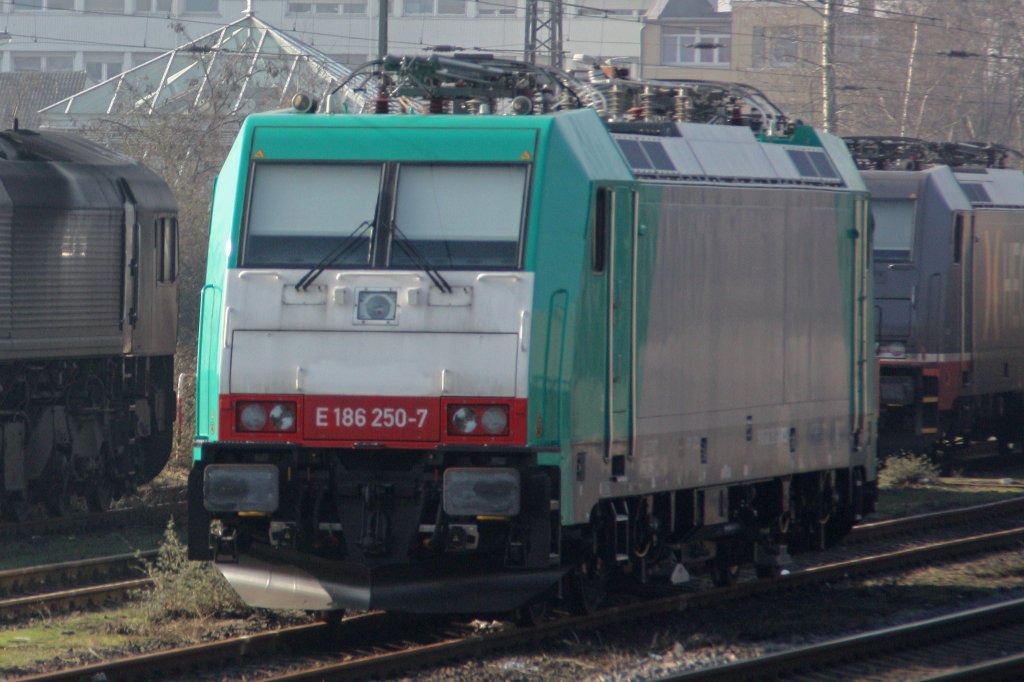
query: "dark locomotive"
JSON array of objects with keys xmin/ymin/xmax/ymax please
[
  {"xmin": 847, "ymin": 137, "xmax": 1024, "ymax": 455},
  {"xmin": 0, "ymin": 127, "xmax": 177, "ymax": 520}
]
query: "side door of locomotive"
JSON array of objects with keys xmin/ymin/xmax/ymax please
[
  {"xmin": 605, "ymin": 186, "xmax": 638, "ymax": 473},
  {"xmin": 955, "ymin": 212, "xmax": 973, "ymax": 380}
]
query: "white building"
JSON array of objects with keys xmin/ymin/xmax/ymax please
[{"xmin": 0, "ymin": 0, "xmax": 652, "ymax": 82}]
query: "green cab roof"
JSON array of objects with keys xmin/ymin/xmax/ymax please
[{"xmin": 240, "ymin": 107, "xmax": 634, "ymax": 183}]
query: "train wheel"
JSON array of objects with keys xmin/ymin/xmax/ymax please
[
  {"xmin": 86, "ymin": 478, "xmax": 113, "ymax": 512},
  {"xmin": 2, "ymin": 495, "xmax": 31, "ymax": 522},
  {"xmin": 317, "ymin": 610, "xmax": 346, "ymax": 640},
  {"xmin": 514, "ymin": 594, "xmax": 551, "ymax": 626},
  {"xmin": 567, "ymin": 556, "xmax": 608, "ymax": 615},
  {"xmin": 709, "ymin": 558, "xmax": 739, "ymax": 587},
  {"xmin": 43, "ymin": 447, "xmax": 73, "ymax": 517},
  {"xmin": 45, "ymin": 492, "xmax": 72, "ymax": 518}
]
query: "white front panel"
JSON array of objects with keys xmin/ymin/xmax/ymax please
[
  {"xmin": 231, "ymin": 330, "xmax": 519, "ymax": 397},
  {"xmin": 220, "ymin": 270, "xmax": 533, "ymax": 400}
]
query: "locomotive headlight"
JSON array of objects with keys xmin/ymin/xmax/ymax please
[
  {"xmin": 237, "ymin": 401, "xmax": 298, "ymax": 433},
  {"xmin": 443, "ymin": 468, "xmax": 520, "ymax": 517},
  {"xmin": 447, "ymin": 404, "xmax": 511, "ymax": 437},
  {"xmin": 269, "ymin": 403, "xmax": 296, "ymax": 431},
  {"xmin": 480, "ymin": 406, "xmax": 509, "ymax": 435},
  {"xmin": 204, "ymin": 464, "xmax": 279, "ymax": 513},
  {"xmin": 239, "ymin": 403, "xmax": 268, "ymax": 431},
  {"xmin": 356, "ymin": 290, "xmax": 397, "ymax": 322},
  {"xmin": 450, "ymin": 406, "xmax": 478, "ymax": 434}
]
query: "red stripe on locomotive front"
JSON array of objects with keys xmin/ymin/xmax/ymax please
[{"xmin": 219, "ymin": 394, "xmax": 527, "ymax": 447}]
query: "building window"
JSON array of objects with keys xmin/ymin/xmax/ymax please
[
  {"xmin": 11, "ymin": 55, "xmax": 41, "ymax": 71},
  {"xmin": 12, "ymin": 53, "xmax": 75, "ymax": 71},
  {"xmin": 184, "ymin": 0, "xmax": 218, "ymax": 12},
  {"xmin": 476, "ymin": 0, "xmax": 516, "ymax": 15},
  {"xmin": 661, "ymin": 27, "xmax": 731, "ymax": 66},
  {"xmin": 580, "ymin": 7, "xmax": 634, "ymax": 16},
  {"xmin": 136, "ymin": 0, "xmax": 172, "ymax": 12},
  {"xmin": 752, "ymin": 25, "xmax": 817, "ymax": 68},
  {"xmin": 404, "ymin": 0, "xmax": 466, "ymax": 15},
  {"xmin": 86, "ymin": 53, "xmax": 125, "ymax": 83},
  {"xmin": 12, "ymin": 0, "xmax": 73, "ymax": 9},
  {"xmin": 83, "ymin": 0, "xmax": 126, "ymax": 12},
  {"xmin": 836, "ymin": 32, "xmax": 879, "ymax": 62},
  {"xmin": 288, "ymin": 0, "xmax": 366, "ymax": 14}
]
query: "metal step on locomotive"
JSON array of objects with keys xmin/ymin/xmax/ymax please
[
  {"xmin": 189, "ymin": 55, "xmax": 876, "ymax": 618},
  {"xmin": 0, "ymin": 127, "xmax": 178, "ymax": 520}
]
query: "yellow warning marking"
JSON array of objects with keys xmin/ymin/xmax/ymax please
[
  {"xmin": 921, "ymin": 397, "xmax": 938, "ymax": 404},
  {"xmin": 520, "ymin": 151, "xmax": 531, "ymax": 160},
  {"xmin": 254, "ymin": 149, "xmax": 265, "ymax": 158}
]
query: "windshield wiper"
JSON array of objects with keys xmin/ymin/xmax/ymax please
[
  {"xmin": 391, "ymin": 222, "xmax": 453, "ymax": 294},
  {"xmin": 295, "ymin": 220, "xmax": 373, "ymax": 291}
]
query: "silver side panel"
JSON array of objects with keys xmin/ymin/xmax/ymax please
[{"xmin": 572, "ymin": 185, "xmax": 861, "ymax": 520}]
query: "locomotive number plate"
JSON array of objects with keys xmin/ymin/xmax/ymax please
[{"xmin": 304, "ymin": 396, "xmax": 439, "ymax": 441}]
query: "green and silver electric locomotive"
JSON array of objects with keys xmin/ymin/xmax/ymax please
[{"xmin": 189, "ymin": 58, "xmax": 876, "ymax": 616}]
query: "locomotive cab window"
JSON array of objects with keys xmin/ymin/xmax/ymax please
[
  {"xmin": 871, "ymin": 198, "xmax": 916, "ymax": 261},
  {"xmin": 242, "ymin": 161, "xmax": 527, "ymax": 271},
  {"xmin": 391, "ymin": 164, "xmax": 526, "ymax": 270},
  {"xmin": 243, "ymin": 162, "xmax": 384, "ymax": 267}
]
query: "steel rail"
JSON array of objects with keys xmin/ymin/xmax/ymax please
[
  {"xmin": 917, "ymin": 651, "xmax": 1024, "ymax": 681},
  {"xmin": 9, "ymin": 511, "xmax": 1024, "ymax": 682},
  {"xmin": 0, "ymin": 550, "xmax": 156, "ymax": 596},
  {"xmin": 847, "ymin": 494, "xmax": 1024, "ymax": 544},
  {"xmin": 10, "ymin": 621, "xmax": 332, "ymax": 682},
  {"xmin": 655, "ymin": 598, "xmax": 1024, "ymax": 681},
  {"xmin": 0, "ymin": 578, "xmax": 152, "ymax": 621},
  {"xmin": 255, "ymin": 526, "xmax": 1024, "ymax": 682}
]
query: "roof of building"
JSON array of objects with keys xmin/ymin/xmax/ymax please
[
  {"xmin": 648, "ymin": 0, "xmax": 730, "ymax": 21},
  {"xmin": 39, "ymin": 12, "xmax": 367, "ymax": 128},
  {"xmin": 0, "ymin": 71, "xmax": 88, "ymax": 130}
]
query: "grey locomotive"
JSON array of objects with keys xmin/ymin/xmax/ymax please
[
  {"xmin": 0, "ymin": 127, "xmax": 178, "ymax": 520},
  {"xmin": 848, "ymin": 137, "xmax": 1024, "ymax": 455}
]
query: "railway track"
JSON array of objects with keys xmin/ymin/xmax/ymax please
[
  {"xmin": 0, "ymin": 578, "xmax": 152, "ymax": 622},
  {"xmin": 661, "ymin": 597, "xmax": 1024, "ymax": 681},
  {"xmin": 0, "ymin": 551, "xmax": 156, "ymax": 597},
  {"xmin": 847, "ymin": 495, "xmax": 1024, "ymax": 544},
  {"xmin": 0, "ymin": 551, "xmax": 155, "ymax": 621},
  {"xmin": 10, "ymin": 507, "xmax": 1024, "ymax": 682},
  {"xmin": 0, "ymin": 500, "xmax": 186, "ymax": 540}
]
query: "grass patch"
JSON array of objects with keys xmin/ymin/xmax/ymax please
[
  {"xmin": 0, "ymin": 607, "xmax": 144, "ymax": 674},
  {"xmin": 872, "ymin": 453, "xmax": 1024, "ymax": 521},
  {"xmin": 140, "ymin": 520, "xmax": 249, "ymax": 621},
  {"xmin": 879, "ymin": 451, "xmax": 942, "ymax": 487},
  {"xmin": 874, "ymin": 484, "xmax": 1021, "ymax": 520},
  {"xmin": 0, "ymin": 528, "xmax": 165, "ymax": 572},
  {"xmin": 0, "ymin": 521, "xmax": 312, "ymax": 677}
]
